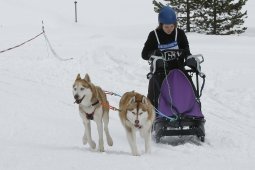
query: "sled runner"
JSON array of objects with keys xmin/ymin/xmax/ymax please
[{"xmin": 147, "ymin": 49, "xmax": 206, "ymax": 143}]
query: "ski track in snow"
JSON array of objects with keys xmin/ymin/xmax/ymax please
[
  {"xmin": 1, "ymin": 0, "xmax": 255, "ymax": 169},
  {"xmin": 1, "ymin": 34, "xmax": 255, "ymax": 170}
]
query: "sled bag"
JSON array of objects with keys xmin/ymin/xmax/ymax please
[{"xmin": 158, "ymin": 69, "xmax": 204, "ymax": 118}]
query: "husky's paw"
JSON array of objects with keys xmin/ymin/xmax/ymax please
[
  {"xmin": 145, "ymin": 144, "xmax": 151, "ymax": 154},
  {"xmin": 145, "ymin": 148, "xmax": 151, "ymax": 154},
  {"xmin": 132, "ymin": 153, "xmax": 141, "ymax": 156},
  {"xmin": 98, "ymin": 146, "xmax": 105, "ymax": 152},
  {"xmin": 107, "ymin": 136, "xmax": 113, "ymax": 146},
  {"xmin": 89, "ymin": 141, "xmax": 96, "ymax": 149},
  {"xmin": 98, "ymin": 140, "xmax": 105, "ymax": 152},
  {"xmin": 132, "ymin": 151, "xmax": 141, "ymax": 156},
  {"xmin": 82, "ymin": 135, "xmax": 88, "ymax": 145}
]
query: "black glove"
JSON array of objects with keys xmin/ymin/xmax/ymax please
[{"xmin": 185, "ymin": 57, "xmax": 200, "ymax": 71}]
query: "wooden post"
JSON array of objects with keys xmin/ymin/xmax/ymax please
[{"xmin": 74, "ymin": 1, "xmax": 78, "ymax": 22}]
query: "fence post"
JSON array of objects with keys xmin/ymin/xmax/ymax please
[{"xmin": 74, "ymin": 1, "xmax": 78, "ymax": 22}]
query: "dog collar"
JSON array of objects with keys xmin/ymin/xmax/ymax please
[{"xmin": 91, "ymin": 100, "xmax": 99, "ymax": 106}]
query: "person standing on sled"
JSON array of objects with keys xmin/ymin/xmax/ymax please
[{"xmin": 141, "ymin": 6, "xmax": 191, "ymax": 111}]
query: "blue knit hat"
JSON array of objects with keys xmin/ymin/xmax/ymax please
[{"xmin": 158, "ymin": 6, "xmax": 177, "ymax": 24}]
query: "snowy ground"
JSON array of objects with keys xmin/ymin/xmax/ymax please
[{"xmin": 1, "ymin": 0, "xmax": 255, "ymax": 170}]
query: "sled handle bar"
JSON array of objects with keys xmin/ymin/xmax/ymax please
[{"xmin": 187, "ymin": 54, "xmax": 204, "ymax": 64}]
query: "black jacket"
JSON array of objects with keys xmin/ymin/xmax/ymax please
[{"xmin": 141, "ymin": 28, "xmax": 191, "ymax": 60}]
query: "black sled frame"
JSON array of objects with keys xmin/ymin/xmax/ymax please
[{"xmin": 153, "ymin": 115, "xmax": 206, "ymax": 143}]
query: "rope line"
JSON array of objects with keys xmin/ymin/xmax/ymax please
[
  {"xmin": 1, "ymin": 23, "xmax": 73, "ymax": 61},
  {"xmin": 104, "ymin": 90, "xmax": 122, "ymax": 97},
  {"xmin": 163, "ymin": 59, "xmax": 178, "ymax": 118},
  {"xmin": 154, "ymin": 107, "xmax": 178, "ymax": 121},
  {"xmin": 0, "ymin": 31, "xmax": 44, "ymax": 54},
  {"xmin": 43, "ymin": 32, "xmax": 73, "ymax": 61},
  {"xmin": 103, "ymin": 90, "xmax": 176, "ymax": 121},
  {"xmin": 101, "ymin": 102, "xmax": 121, "ymax": 112}
]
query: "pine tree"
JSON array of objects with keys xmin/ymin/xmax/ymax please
[
  {"xmin": 154, "ymin": 0, "xmax": 202, "ymax": 32},
  {"xmin": 152, "ymin": 0, "xmax": 165, "ymax": 13},
  {"xmin": 195, "ymin": 0, "xmax": 247, "ymax": 35},
  {"xmin": 153, "ymin": 0, "xmax": 247, "ymax": 35},
  {"xmin": 165, "ymin": 0, "xmax": 190, "ymax": 31}
]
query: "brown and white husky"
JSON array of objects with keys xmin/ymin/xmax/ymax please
[
  {"xmin": 72, "ymin": 73, "xmax": 113, "ymax": 152},
  {"xmin": 119, "ymin": 91, "xmax": 155, "ymax": 156}
]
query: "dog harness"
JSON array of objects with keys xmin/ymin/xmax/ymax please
[{"xmin": 84, "ymin": 100, "xmax": 100, "ymax": 120}]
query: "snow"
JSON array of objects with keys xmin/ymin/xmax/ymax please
[{"xmin": 0, "ymin": 0, "xmax": 255, "ymax": 169}]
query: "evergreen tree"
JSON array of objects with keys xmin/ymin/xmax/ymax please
[
  {"xmin": 153, "ymin": 0, "xmax": 202, "ymax": 32},
  {"xmin": 152, "ymin": 0, "xmax": 165, "ymax": 13},
  {"xmin": 195, "ymin": 0, "xmax": 247, "ymax": 35},
  {"xmin": 165, "ymin": 0, "xmax": 190, "ymax": 31},
  {"xmin": 153, "ymin": 0, "xmax": 247, "ymax": 35}
]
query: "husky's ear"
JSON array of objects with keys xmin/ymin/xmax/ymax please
[
  {"xmin": 84, "ymin": 73, "xmax": 91, "ymax": 82},
  {"xmin": 142, "ymin": 96, "xmax": 148, "ymax": 105},
  {"xmin": 129, "ymin": 96, "xmax": 136, "ymax": 104},
  {"xmin": 76, "ymin": 74, "xmax": 81, "ymax": 80}
]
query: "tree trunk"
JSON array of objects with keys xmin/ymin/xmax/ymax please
[
  {"xmin": 186, "ymin": 0, "xmax": 190, "ymax": 32},
  {"xmin": 213, "ymin": 0, "xmax": 217, "ymax": 34}
]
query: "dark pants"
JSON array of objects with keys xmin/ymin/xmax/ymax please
[{"xmin": 147, "ymin": 72, "xmax": 166, "ymax": 109}]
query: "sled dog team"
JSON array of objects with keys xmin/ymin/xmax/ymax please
[{"xmin": 73, "ymin": 73, "xmax": 155, "ymax": 156}]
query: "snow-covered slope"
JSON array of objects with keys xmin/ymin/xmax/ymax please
[{"xmin": 1, "ymin": 0, "xmax": 254, "ymax": 169}]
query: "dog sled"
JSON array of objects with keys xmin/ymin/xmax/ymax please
[{"xmin": 147, "ymin": 49, "xmax": 206, "ymax": 143}]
